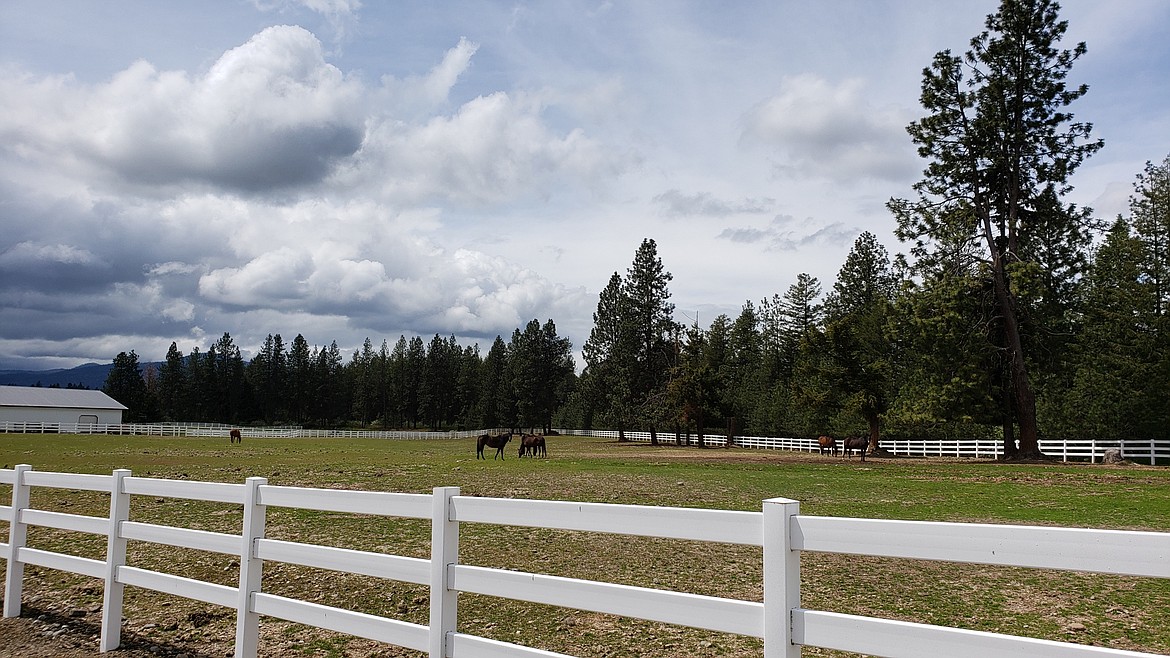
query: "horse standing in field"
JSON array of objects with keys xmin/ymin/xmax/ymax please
[
  {"xmin": 477, "ymin": 433, "xmax": 512, "ymax": 460},
  {"xmin": 842, "ymin": 436, "xmax": 869, "ymax": 461},
  {"xmin": 230, "ymin": 429, "xmax": 242, "ymax": 444},
  {"xmin": 518, "ymin": 434, "xmax": 547, "ymax": 458},
  {"xmin": 817, "ymin": 435, "xmax": 837, "ymax": 456}
]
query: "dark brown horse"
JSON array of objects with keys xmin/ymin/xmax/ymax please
[
  {"xmin": 518, "ymin": 433, "xmax": 546, "ymax": 458},
  {"xmin": 230, "ymin": 429, "xmax": 242, "ymax": 444},
  {"xmin": 817, "ymin": 435, "xmax": 837, "ymax": 456},
  {"xmin": 477, "ymin": 433, "xmax": 512, "ymax": 460},
  {"xmin": 842, "ymin": 436, "xmax": 869, "ymax": 461}
]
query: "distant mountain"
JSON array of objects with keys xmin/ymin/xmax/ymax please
[{"xmin": 0, "ymin": 363, "xmax": 115, "ymax": 389}]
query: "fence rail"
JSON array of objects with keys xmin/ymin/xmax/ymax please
[
  {"xmin": 0, "ymin": 421, "xmax": 491, "ymax": 440},
  {"xmin": 4, "ymin": 422, "xmax": 1169, "ymax": 464},
  {"xmin": 565, "ymin": 430, "xmax": 1170, "ymax": 465},
  {"xmin": 2, "ymin": 465, "xmax": 1167, "ymax": 657}
]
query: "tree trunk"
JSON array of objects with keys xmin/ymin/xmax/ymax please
[
  {"xmin": 618, "ymin": 424, "xmax": 627, "ymax": 442},
  {"xmin": 865, "ymin": 410, "xmax": 880, "ymax": 454},
  {"xmin": 999, "ymin": 363, "xmax": 1017, "ymax": 460},
  {"xmin": 726, "ymin": 417, "xmax": 736, "ymax": 449},
  {"xmin": 650, "ymin": 424, "xmax": 659, "ymax": 446},
  {"xmin": 991, "ymin": 259, "xmax": 1043, "ymax": 459},
  {"xmin": 1001, "ymin": 415, "xmax": 1016, "ymax": 459}
]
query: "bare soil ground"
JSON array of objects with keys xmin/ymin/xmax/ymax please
[{"xmin": 0, "ymin": 604, "xmax": 199, "ymax": 658}]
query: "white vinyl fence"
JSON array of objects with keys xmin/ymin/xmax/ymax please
[
  {"xmin": 2, "ymin": 465, "xmax": 1167, "ymax": 657},
  {"xmin": 0, "ymin": 421, "xmax": 486, "ymax": 440},
  {"xmin": 566, "ymin": 430, "xmax": 1170, "ymax": 465},
  {"xmin": 4, "ymin": 422, "xmax": 1168, "ymax": 464}
]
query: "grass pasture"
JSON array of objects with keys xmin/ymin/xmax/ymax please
[{"xmin": 2, "ymin": 433, "xmax": 1169, "ymax": 657}]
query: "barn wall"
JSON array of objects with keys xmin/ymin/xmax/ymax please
[{"xmin": 0, "ymin": 405, "xmax": 124, "ymax": 424}]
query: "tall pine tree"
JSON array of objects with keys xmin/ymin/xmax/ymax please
[{"xmin": 889, "ymin": 0, "xmax": 1102, "ymax": 458}]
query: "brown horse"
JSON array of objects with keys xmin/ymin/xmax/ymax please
[
  {"xmin": 518, "ymin": 433, "xmax": 546, "ymax": 458},
  {"xmin": 842, "ymin": 436, "xmax": 869, "ymax": 461},
  {"xmin": 817, "ymin": 435, "xmax": 837, "ymax": 456},
  {"xmin": 477, "ymin": 433, "xmax": 512, "ymax": 460},
  {"xmin": 229, "ymin": 429, "xmax": 242, "ymax": 444}
]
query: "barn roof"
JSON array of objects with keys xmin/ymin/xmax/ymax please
[{"xmin": 0, "ymin": 385, "xmax": 128, "ymax": 410}]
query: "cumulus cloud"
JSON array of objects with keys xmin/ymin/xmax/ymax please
[
  {"xmin": 349, "ymin": 90, "xmax": 615, "ymax": 205},
  {"xmin": 193, "ymin": 233, "xmax": 590, "ymax": 342},
  {"xmin": 371, "ymin": 37, "xmax": 480, "ymax": 120},
  {"xmin": 0, "ymin": 23, "xmax": 618, "ymax": 368},
  {"xmin": 1, "ymin": 26, "xmax": 365, "ymax": 193},
  {"xmin": 741, "ymin": 74, "xmax": 917, "ymax": 183},
  {"xmin": 420, "ymin": 37, "xmax": 479, "ymax": 108}
]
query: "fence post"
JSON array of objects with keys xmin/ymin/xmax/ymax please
[
  {"xmin": 234, "ymin": 476, "xmax": 267, "ymax": 658},
  {"xmin": 430, "ymin": 486, "xmax": 459, "ymax": 658},
  {"xmin": 763, "ymin": 496, "xmax": 801, "ymax": 658},
  {"xmin": 3, "ymin": 464, "xmax": 32, "ymax": 618},
  {"xmin": 100, "ymin": 469, "xmax": 131, "ymax": 652},
  {"xmin": 1152, "ymin": 438, "xmax": 1157, "ymax": 466}
]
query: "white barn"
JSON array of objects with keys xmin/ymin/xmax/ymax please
[{"xmin": 0, "ymin": 385, "xmax": 128, "ymax": 425}]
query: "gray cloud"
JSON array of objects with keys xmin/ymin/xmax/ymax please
[
  {"xmin": 0, "ymin": 27, "xmax": 613, "ymax": 369},
  {"xmin": 653, "ymin": 190, "xmax": 775, "ymax": 218},
  {"xmin": 717, "ymin": 214, "xmax": 858, "ymax": 252},
  {"xmin": 1, "ymin": 26, "xmax": 366, "ymax": 195}
]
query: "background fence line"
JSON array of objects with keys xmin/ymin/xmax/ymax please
[
  {"xmin": 3, "ymin": 421, "xmax": 1168, "ymax": 464},
  {"xmin": 561, "ymin": 430, "xmax": 1170, "ymax": 466},
  {"xmin": 0, "ymin": 421, "xmax": 489, "ymax": 440},
  {"xmin": 2, "ymin": 465, "xmax": 1167, "ymax": 657}
]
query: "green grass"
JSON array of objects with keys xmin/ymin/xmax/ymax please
[{"xmin": 2, "ymin": 434, "xmax": 1169, "ymax": 657}]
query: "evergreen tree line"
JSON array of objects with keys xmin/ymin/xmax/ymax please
[
  {"xmin": 566, "ymin": 150, "xmax": 1170, "ymax": 449},
  {"xmin": 104, "ymin": 319, "xmax": 575, "ymax": 433}
]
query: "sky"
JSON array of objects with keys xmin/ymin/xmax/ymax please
[{"xmin": 1, "ymin": 1, "xmax": 1167, "ymax": 372}]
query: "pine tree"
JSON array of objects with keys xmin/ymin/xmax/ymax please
[
  {"xmin": 582, "ymin": 271, "xmax": 634, "ymax": 438},
  {"xmin": 819, "ymin": 232, "xmax": 898, "ymax": 450},
  {"xmin": 157, "ymin": 342, "xmax": 188, "ymax": 421},
  {"xmin": 288, "ymin": 334, "xmax": 313, "ymax": 424},
  {"xmin": 103, "ymin": 350, "xmax": 147, "ymax": 421},
  {"xmin": 624, "ymin": 239, "xmax": 676, "ymax": 393},
  {"xmin": 889, "ymin": 0, "xmax": 1102, "ymax": 458},
  {"xmin": 404, "ymin": 336, "xmax": 425, "ymax": 428},
  {"xmin": 478, "ymin": 336, "xmax": 509, "ymax": 430},
  {"xmin": 1061, "ymin": 218, "xmax": 1158, "ymax": 437},
  {"xmin": 726, "ymin": 301, "xmax": 763, "ymax": 433},
  {"xmin": 1130, "ymin": 154, "xmax": 1170, "ymax": 315}
]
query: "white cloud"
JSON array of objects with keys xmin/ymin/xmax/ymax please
[
  {"xmin": 0, "ymin": 241, "xmax": 104, "ymax": 267},
  {"xmin": 741, "ymin": 74, "xmax": 918, "ymax": 183},
  {"xmin": 422, "ymin": 37, "xmax": 478, "ymax": 107},
  {"xmin": 373, "ymin": 38, "xmax": 480, "ymax": 120},
  {"xmin": 1, "ymin": 26, "xmax": 365, "ymax": 193},
  {"xmin": 349, "ymin": 89, "xmax": 617, "ymax": 205},
  {"xmin": 160, "ymin": 300, "xmax": 196, "ymax": 323}
]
